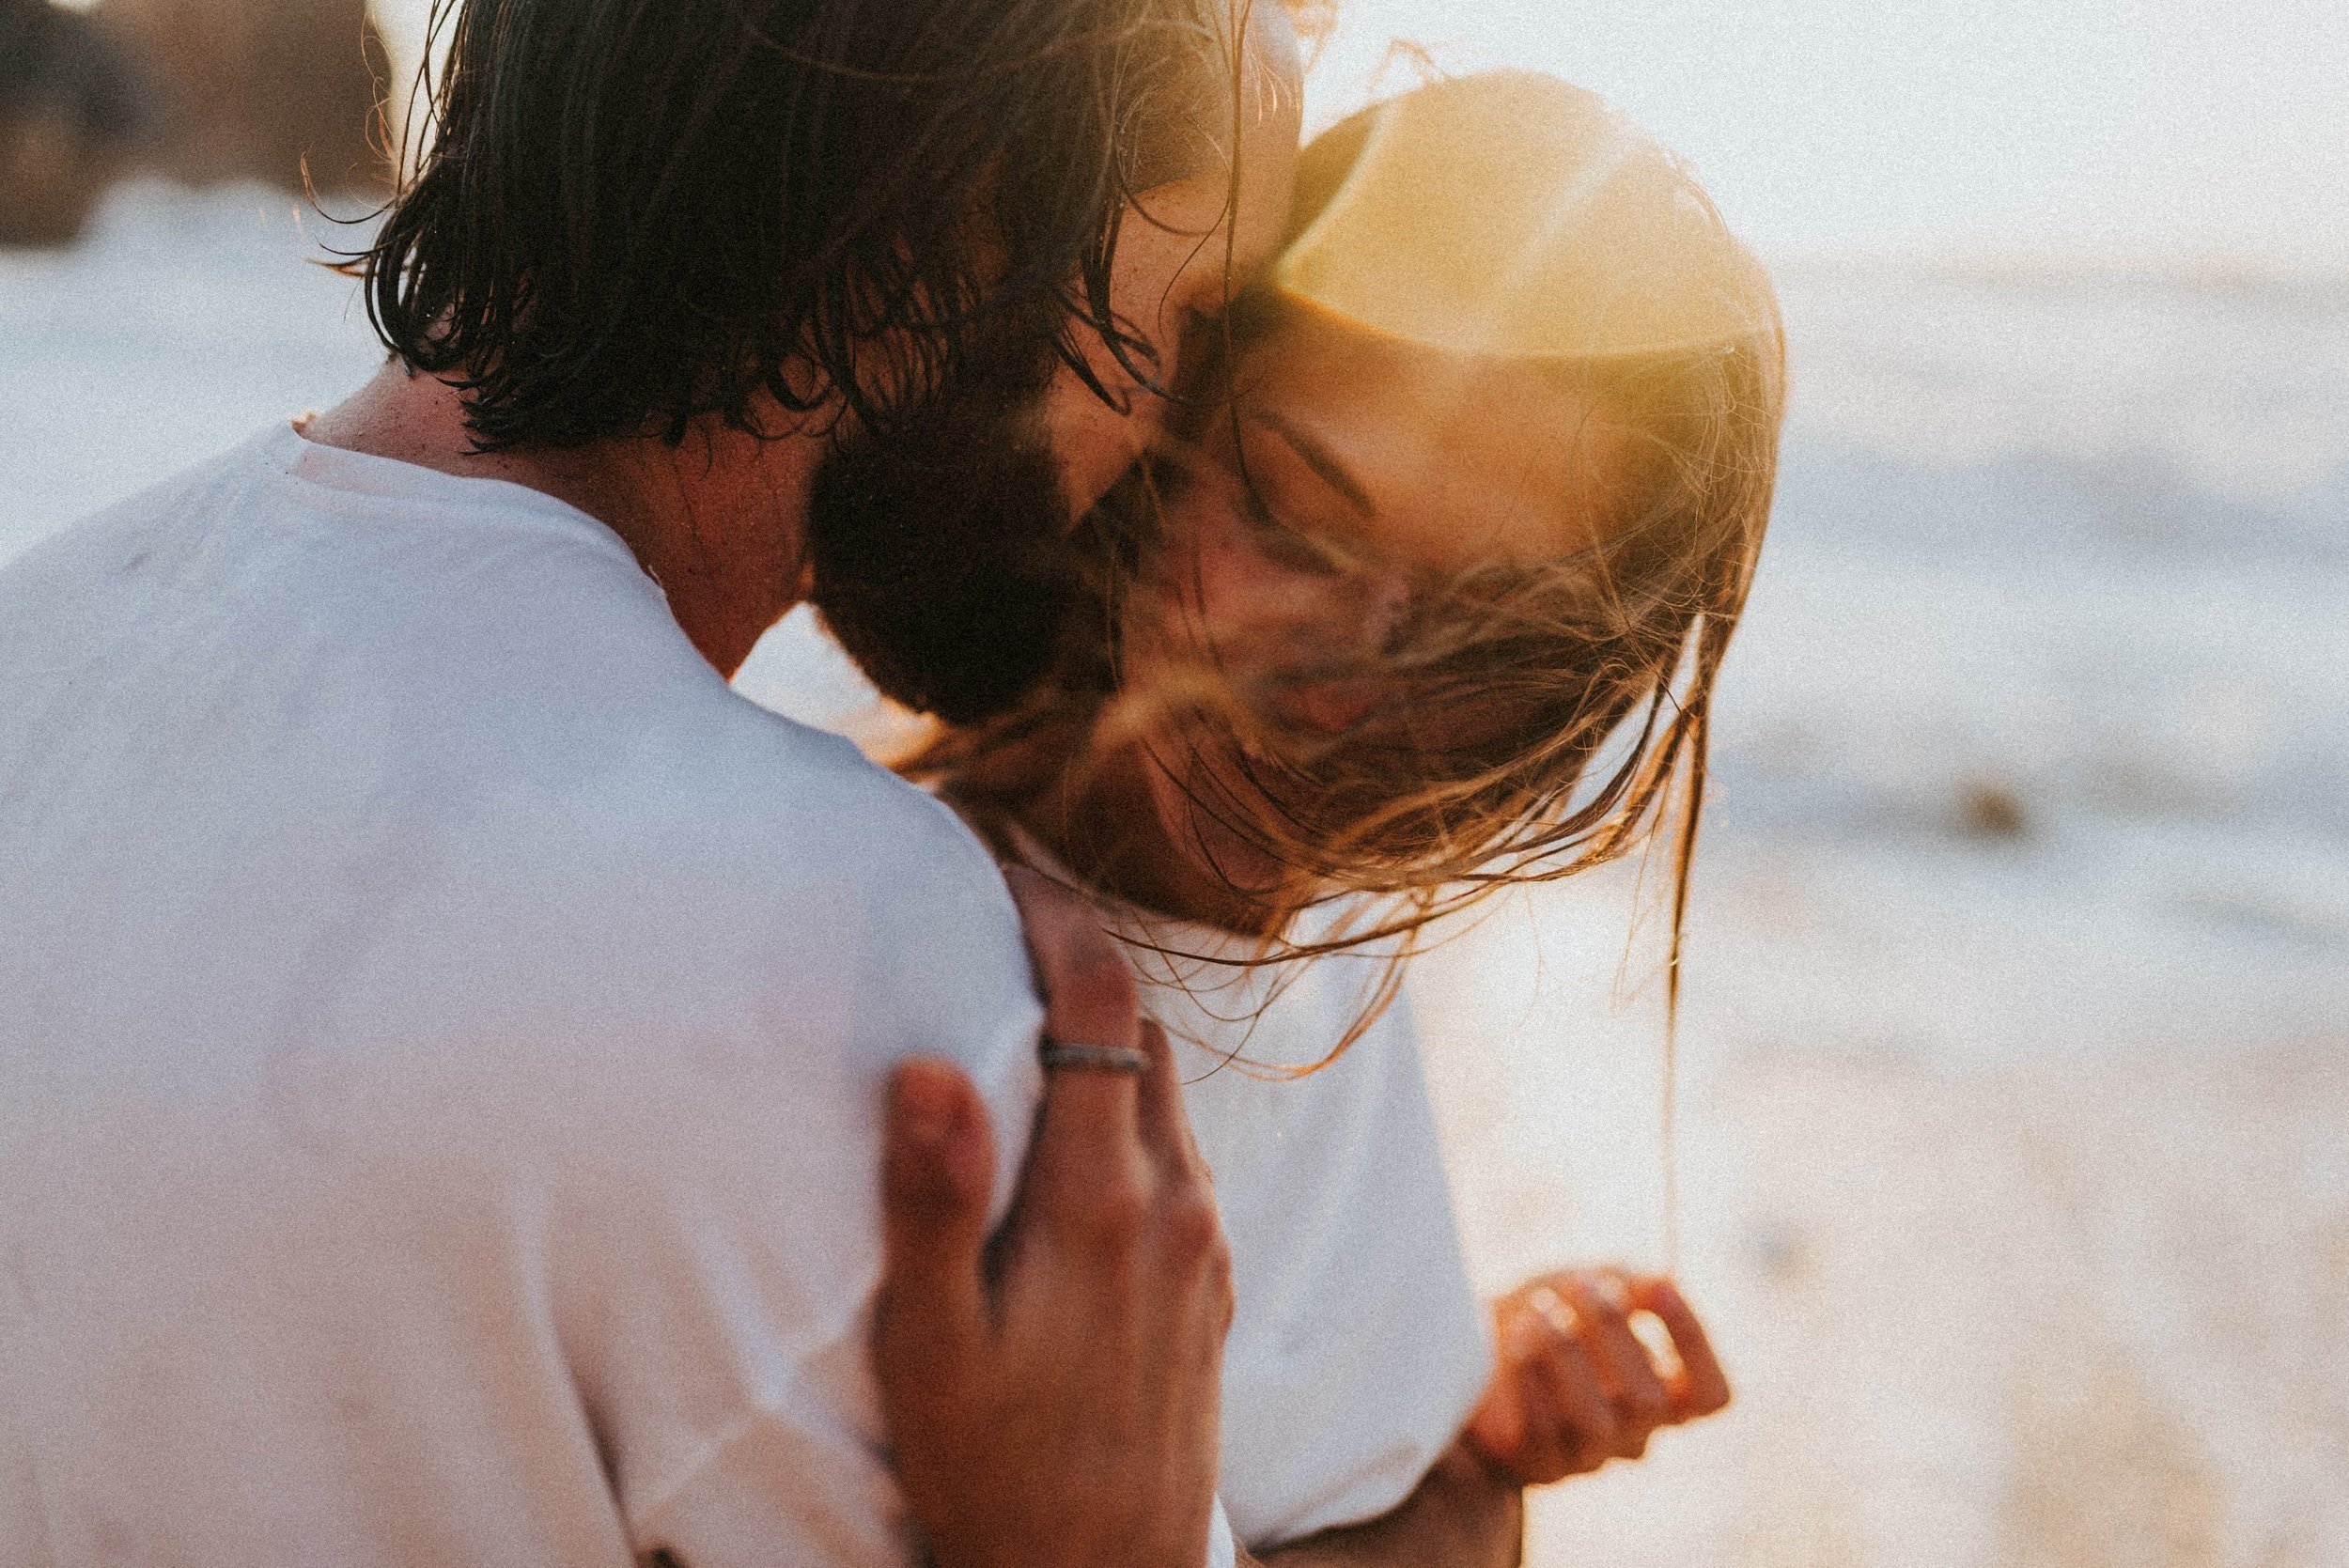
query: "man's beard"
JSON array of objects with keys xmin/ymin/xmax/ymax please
[{"xmin": 804, "ymin": 341, "xmax": 1081, "ymax": 727}]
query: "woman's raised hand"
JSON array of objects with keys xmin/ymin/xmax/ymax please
[
  {"xmin": 1462, "ymin": 1268, "xmax": 1730, "ymax": 1485},
  {"xmin": 872, "ymin": 867, "xmax": 1234, "ymax": 1568}
]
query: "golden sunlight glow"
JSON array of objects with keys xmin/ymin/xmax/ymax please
[{"xmin": 1276, "ymin": 72, "xmax": 1774, "ymax": 360}]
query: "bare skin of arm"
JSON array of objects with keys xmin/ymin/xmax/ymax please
[{"xmin": 1241, "ymin": 1440, "xmax": 1524, "ymax": 1568}]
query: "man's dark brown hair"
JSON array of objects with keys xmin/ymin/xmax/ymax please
[{"xmin": 357, "ymin": 0, "xmax": 1230, "ymax": 450}]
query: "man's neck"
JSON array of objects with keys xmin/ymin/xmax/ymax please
[{"xmin": 301, "ymin": 362, "xmax": 819, "ymax": 677}]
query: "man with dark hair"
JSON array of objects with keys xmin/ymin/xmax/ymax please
[{"xmin": 0, "ymin": 1, "xmax": 1299, "ymax": 1564}]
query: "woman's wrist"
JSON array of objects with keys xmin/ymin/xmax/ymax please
[
  {"xmin": 1416, "ymin": 1439, "xmax": 1526, "ymax": 1567},
  {"xmin": 1253, "ymin": 1438, "xmax": 1522, "ymax": 1568}
]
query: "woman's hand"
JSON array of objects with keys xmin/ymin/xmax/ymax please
[
  {"xmin": 1463, "ymin": 1269, "xmax": 1730, "ymax": 1485},
  {"xmin": 873, "ymin": 869, "xmax": 1234, "ymax": 1568}
]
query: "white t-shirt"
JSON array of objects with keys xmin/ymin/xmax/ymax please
[
  {"xmin": 1009, "ymin": 836, "xmax": 1493, "ymax": 1554},
  {"xmin": 0, "ymin": 425, "xmax": 1246, "ymax": 1567}
]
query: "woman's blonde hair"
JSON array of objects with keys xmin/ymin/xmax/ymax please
[{"xmin": 905, "ymin": 71, "xmax": 1786, "ymax": 1065}]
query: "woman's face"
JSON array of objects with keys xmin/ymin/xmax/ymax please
[
  {"xmin": 1120, "ymin": 308, "xmax": 1640, "ymax": 901},
  {"xmin": 1147, "ymin": 311, "xmax": 1637, "ymax": 725}
]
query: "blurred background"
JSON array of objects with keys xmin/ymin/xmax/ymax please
[{"xmin": 3, "ymin": 0, "xmax": 2344, "ymax": 1562}]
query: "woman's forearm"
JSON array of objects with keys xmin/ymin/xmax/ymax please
[{"xmin": 1243, "ymin": 1440, "xmax": 1523, "ymax": 1568}]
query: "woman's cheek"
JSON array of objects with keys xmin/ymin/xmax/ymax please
[
  {"xmin": 1154, "ymin": 494, "xmax": 1287, "ymax": 668},
  {"xmin": 1154, "ymin": 485, "xmax": 1411, "ymax": 697},
  {"xmin": 1180, "ymin": 540, "xmax": 1412, "ymax": 735},
  {"xmin": 1193, "ymin": 533, "xmax": 1360, "ymax": 668}
]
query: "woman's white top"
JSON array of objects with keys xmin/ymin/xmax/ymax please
[{"xmin": 1013, "ymin": 836, "xmax": 1493, "ymax": 1551}]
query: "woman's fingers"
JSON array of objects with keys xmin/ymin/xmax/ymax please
[
  {"xmin": 1629, "ymin": 1276, "xmax": 1733, "ymax": 1418},
  {"xmin": 1503, "ymin": 1310, "xmax": 1592, "ymax": 1483},
  {"xmin": 1472, "ymin": 1267, "xmax": 1735, "ymax": 1489},
  {"xmin": 874, "ymin": 1060, "xmax": 995, "ymax": 1377},
  {"xmin": 1518, "ymin": 1287, "xmax": 1617, "ymax": 1478},
  {"xmin": 1554, "ymin": 1272, "xmax": 1672, "ymax": 1458},
  {"xmin": 1002, "ymin": 866, "xmax": 1147, "ymax": 1206},
  {"xmin": 1000, "ymin": 869, "xmax": 1221, "ymax": 1281},
  {"xmin": 1468, "ymin": 1287, "xmax": 1617, "ymax": 1484},
  {"xmin": 1464, "ymin": 1341, "xmax": 1529, "ymax": 1462},
  {"xmin": 1131, "ymin": 1017, "xmax": 1211, "ymax": 1185},
  {"xmin": 1496, "ymin": 1314, "xmax": 1572, "ymax": 1482}
]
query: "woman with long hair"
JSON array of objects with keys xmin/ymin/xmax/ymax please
[{"xmin": 901, "ymin": 70, "xmax": 1785, "ymax": 1562}]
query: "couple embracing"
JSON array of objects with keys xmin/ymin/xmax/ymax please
[{"xmin": 0, "ymin": 0, "xmax": 1782, "ymax": 1562}]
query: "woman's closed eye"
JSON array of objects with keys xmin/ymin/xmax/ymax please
[
  {"xmin": 1236, "ymin": 475, "xmax": 1359, "ymax": 578},
  {"xmin": 1155, "ymin": 435, "xmax": 1358, "ymax": 579}
]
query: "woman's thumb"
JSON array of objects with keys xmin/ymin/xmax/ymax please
[{"xmin": 874, "ymin": 1060, "xmax": 996, "ymax": 1370}]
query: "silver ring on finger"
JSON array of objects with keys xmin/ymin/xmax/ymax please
[{"xmin": 1039, "ymin": 1039, "xmax": 1149, "ymax": 1074}]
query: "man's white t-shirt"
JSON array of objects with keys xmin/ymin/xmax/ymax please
[{"xmin": 0, "ymin": 425, "xmax": 1100, "ymax": 1566}]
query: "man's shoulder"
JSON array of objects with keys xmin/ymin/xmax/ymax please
[
  {"xmin": 559, "ymin": 691, "xmax": 1016, "ymax": 934},
  {"xmin": 388, "ymin": 735, "xmax": 1044, "ymax": 1256},
  {"xmin": 0, "ymin": 423, "xmax": 1043, "ymax": 1089},
  {"xmin": 0, "ymin": 431, "xmax": 259, "ymax": 601},
  {"xmin": 687, "ymin": 737, "xmax": 1030, "ymax": 998}
]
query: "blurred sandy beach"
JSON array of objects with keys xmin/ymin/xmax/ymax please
[
  {"xmin": 5, "ymin": 181, "xmax": 2346, "ymax": 1566},
  {"xmin": 1415, "ymin": 859, "xmax": 2347, "ymax": 1567},
  {"xmin": 1431, "ymin": 960, "xmax": 2349, "ymax": 1567}
]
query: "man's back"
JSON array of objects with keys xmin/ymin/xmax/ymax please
[{"xmin": 0, "ymin": 425, "xmax": 1043, "ymax": 1565}]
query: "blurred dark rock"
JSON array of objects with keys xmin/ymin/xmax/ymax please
[
  {"xmin": 0, "ymin": 0, "xmax": 149, "ymax": 244},
  {"xmin": 95, "ymin": 0, "xmax": 388, "ymax": 194},
  {"xmin": 1958, "ymin": 781, "xmax": 2030, "ymax": 840}
]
